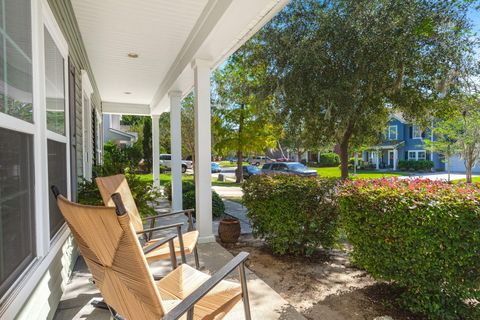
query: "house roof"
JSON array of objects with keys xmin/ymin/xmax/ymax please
[
  {"xmin": 108, "ymin": 127, "xmax": 136, "ymax": 142},
  {"xmin": 390, "ymin": 112, "xmax": 408, "ymax": 124}
]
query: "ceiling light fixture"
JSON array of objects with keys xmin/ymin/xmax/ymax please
[
  {"xmin": 124, "ymin": 91, "xmax": 132, "ymax": 95},
  {"xmin": 127, "ymin": 53, "xmax": 139, "ymax": 58}
]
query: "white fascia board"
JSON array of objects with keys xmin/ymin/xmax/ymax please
[
  {"xmin": 150, "ymin": 0, "xmax": 290, "ymax": 114},
  {"xmin": 102, "ymin": 101, "xmax": 151, "ymax": 115}
]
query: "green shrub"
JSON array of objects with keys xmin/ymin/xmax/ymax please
[
  {"xmin": 319, "ymin": 152, "xmax": 340, "ymax": 167},
  {"xmin": 243, "ymin": 175, "xmax": 339, "ymax": 256},
  {"xmin": 78, "ymin": 172, "xmax": 161, "ymax": 217},
  {"xmin": 164, "ymin": 180, "xmax": 225, "ymax": 218},
  {"xmin": 339, "ymin": 179, "xmax": 480, "ymax": 319},
  {"xmin": 100, "ymin": 142, "xmax": 143, "ymax": 175},
  {"xmin": 398, "ymin": 160, "xmax": 434, "ymax": 171}
]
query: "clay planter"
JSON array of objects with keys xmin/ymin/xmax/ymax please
[{"xmin": 218, "ymin": 218, "xmax": 241, "ymax": 243}]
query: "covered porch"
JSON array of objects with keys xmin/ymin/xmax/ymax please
[
  {"xmin": 73, "ymin": 0, "xmax": 289, "ymax": 243},
  {"xmin": 0, "ymin": 1, "xmax": 291, "ymax": 319},
  {"xmin": 361, "ymin": 142, "xmax": 404, "ymax": 170}
]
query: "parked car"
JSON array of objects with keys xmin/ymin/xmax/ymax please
[
  {"xmin": 275, "ymin": 156, "xmax": 291, "ymax": 162},
  {"xmin": 262, "ymin": 162, "xmax": 317, "ymax": 177},
  {"xmin": 211, "ymin": 162, "xmax": 222, "ymax": 173},
  {"xmin": 159, "ymin": 154, "xmax": 193, "ymax": 173},
  {"xmin": 242, "ymin": 165, "xmax": 261, "ymax": 179},
  {"xmin": 248, "ymin": 156, "xmax": 275, "ymax": 166}
]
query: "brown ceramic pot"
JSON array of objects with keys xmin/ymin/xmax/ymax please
[{"xmin": 218, "ymin": 218, "xmax": 241, "ymax": 243}]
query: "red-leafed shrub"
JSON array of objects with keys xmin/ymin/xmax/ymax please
[{"xmin": 339, "ymin": 178, "xmax": 480, "ymax": 319}]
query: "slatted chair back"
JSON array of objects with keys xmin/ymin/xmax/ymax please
[
  {"xmin": 95, "ymin": 174, "xmax": 144, "ymax": 233},
  {"xmin": 55, "ymin": 194, "xmax": 166, "ymax": 319}
]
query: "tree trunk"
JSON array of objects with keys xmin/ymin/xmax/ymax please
[
  {"xmin": 339, "ymin": 124, "xmax": 354, "ymax": 180},
  {"xmin": 466, "ymin": 164, "xmax": 473, "ymax": 183},
  {"xmin": 236, "ymin": 150, "xmax": 244, "ymax": 183},
  {"xmin": 236, "ymin": 104, "xmax": 245, "ymax": 183}
]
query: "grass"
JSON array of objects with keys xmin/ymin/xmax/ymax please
[
  {"xmin": 314, "ymin": 167, "xmax": 410, "ymax": 179},
  {"xmin": 136, "ymin": 173, "xmax": 240, "ymax": 187},
  {"xmin": 452, "ymin": 176, "xmax": 480, "ymax": 183},
  {"xmin": 217, "ymin": 161, "xmax": 249, "ymax": 167}
]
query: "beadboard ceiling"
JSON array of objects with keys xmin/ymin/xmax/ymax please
[{"xmin": 71, "ymin": 0, "xmax": 289, "ymax": 113}]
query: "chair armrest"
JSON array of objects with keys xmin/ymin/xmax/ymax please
[
  {"xmin": 163, "ymin": 252, "xmax": 250, "ymax": 320},
  {"xmin": 143, "ymin": 234, "xmax": 178, "ymax": 269},
  {"xmin": 136, "ymin": 222, "xmax": 184, "ymax": 236},
  {"xmin": 143, "ymin": 234, "xmax": 176, "ymax": 255},
  {"xmin": 142, "ymin": 209, "xmax": 194, "ymax": 221}
]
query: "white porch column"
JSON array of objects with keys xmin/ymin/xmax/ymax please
[
  {"xmin": 152, "ymin": 115, "xmax": 160, "ymax": 189},
  {"xmin": 376, "ymin": 149, "xmax": 380, "ymax": 170},
  {"xmin": 169, "ymin": 91, "xmax": 183, "ymax": 211},
  {"xmin": 192, "ymin": 58, "xmax": 214, "ymax": 243},
  {"xmin": 393, "ymin": 149, "xmax": 398, "ymax": 171}
]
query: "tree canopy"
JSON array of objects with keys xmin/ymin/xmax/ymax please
[
  {"xmin": 213, "ymin": 45, "xmax": 282, "ymax": 182},
  {"xmin": 255, "ymin": 0, "xmax": 477, "ymax": 178}
]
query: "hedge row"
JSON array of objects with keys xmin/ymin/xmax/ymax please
[
  {"xmin": 318, "ymin": 152, "xmax": 340, "ymax": 167},
  {"xmin": 164, "ymin": 180, "xmax": 225, "ymax": 218},
  {"xmin": 398, "ymin": 160, "xmax": 434, "ymax": 171},
  {"xmin": 243, "ymin": 175, "xmax": 339, "ymax": 256},
  {"xmin": 339, "ymin": 179, "xmax": 480, "ymax": 319}
]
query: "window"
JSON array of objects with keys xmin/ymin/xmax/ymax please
[
  {"xmin": 44, "ymin": 28, "xmax": 65, "ymax": 135},
  {"xmin": 408, "ymin": 151, "xmax": 417, "ymax": 160},
  {"xmin": 418, "ymin": 151, "xmax": 426, "ymax": 160},
  {"xmin": 408, "ymin": 150, "xmax": 426, "ymax": 161},
  {"xmin": 0, "ymin": 127, "xmax": 36, "ymax": 297},
  {"xmin": 0, "ymin": 0, "xmax": 33, "ymax": 122},
  {"xmin": 47, "ymin": 139, "xmax": 67, "ymax": 237},
  {"xmin": 412, "ymin": 125, "xmax": 422, "ymax": 139},
  {"xmin": 44, "ymin": 27, "xmax": 68, "ymax": 238},
  {"xmin": 388, "ymin": 125, "xmax": 398, "ymax": 140},
  {"xmin": 0, "ymin": 0, "xmax": 37, "ymax": 299}
]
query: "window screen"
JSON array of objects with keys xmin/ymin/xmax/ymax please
[
  {"xmin": 0, "ymin": 127, "xmax": 35, "ymax": 297},
  {"xmin": 48, "ymin": 139, "xmax": 67, "ymax": 238}
]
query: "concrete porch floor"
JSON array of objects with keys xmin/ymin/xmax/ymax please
[{"xmin": 53, "ymin": 241, "xmax": 304, "ymax": 320}]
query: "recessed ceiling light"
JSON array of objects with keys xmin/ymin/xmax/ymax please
[
  {"xmin": 124, "ymin": 91, "xmax": 132, "ymax": 95},
  {"xmin": 127, "ymin": 53, "xmax": 139, "ymax": 58}
]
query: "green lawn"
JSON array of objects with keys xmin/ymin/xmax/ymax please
[
  {"xmin": 136, "ymin": 173, "xmax": 240, "ymax": 187},
  {"xmin": 217, "ymin": 161, "xmax": 249, "ymax": 167},
  {"xmin": 452, "ymin": 176, "xmax": 480, "ymax": 183},
  {"xmin": 314, "ymin": 167, "xmax": 410, "ymax": 179}
]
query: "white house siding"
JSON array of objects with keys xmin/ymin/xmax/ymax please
[
  {"xmin": 449, "ymin": 155, "xmax": 480, "ymax": 174},
  {"xmin": 15, "ymin": 236, "xmax": 78, "ymax": 320}
]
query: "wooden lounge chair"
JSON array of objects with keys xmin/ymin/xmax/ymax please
[
  {"xmin": 51, "ymin": 186, "xmax": 251, "ymax": 320},
  {"xmin": 95, "ymin": 174, "xmax": 200, "ymax": 268}
]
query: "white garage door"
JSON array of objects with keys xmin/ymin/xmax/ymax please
[{"xmin": 449, "ymin": 155, "xmax": 480, "ymax": 173}]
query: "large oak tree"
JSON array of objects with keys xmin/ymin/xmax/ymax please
[{"xmin": 258, "ymin": 0, "xmax": 476, "ymax": 178}]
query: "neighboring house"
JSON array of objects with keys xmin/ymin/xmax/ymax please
[
  {"xmin": 0, "ymin": 1, "xmax": 288, "ymax": 319},
  {"xmin": 361, "ymin": 114, "xmax": 445, "ymax": 171},
  {"xmin": 103, "ymin": 114, "xmax": 137, "ymax": 147}
]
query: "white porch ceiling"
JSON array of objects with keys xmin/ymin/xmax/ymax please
[{"xmin": 71, "ymin": 0, "xmax": 289, "ymax": 114}]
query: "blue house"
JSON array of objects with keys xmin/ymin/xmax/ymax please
[{"xmin": 361, "ymin": 114, "xmax": 445, "ymax": 171}]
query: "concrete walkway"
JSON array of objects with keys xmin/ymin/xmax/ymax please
[
  {"xmin": 223, "ymin": 199, "xmax": 252, "ymax": 234},
  {"xmin": 53, "ymin": 242, "xmax": 304, "ymax": 320},
  {"xmin": 398, "ymin": 172, "xmax": 477, "ymax": 181}
]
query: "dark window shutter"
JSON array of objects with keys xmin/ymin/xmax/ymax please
[
  {"xmin": 404, "ymin": 151, "xmax": 408, "ymax": 160},
  {"xmin": 92, "ymin": 109, "xmax": 97, "ymax": 166},
  {"xmin": 409, "ymin": 126, "xmax": 413, "ymax": 139}
]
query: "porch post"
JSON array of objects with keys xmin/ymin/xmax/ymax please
[
  {"xmin": 393, "ymin": 149, "xmax": 398, "ymax": 171},
  {"xmin": 152, "ymin": 114, "xmax": 160, "ymax": 189},
  {"xmin": 192, "ymin": 58, "xmax": 214, "ymax": 243},
  {"xmin": 376, "ymin": 149, "xmax": 380, "ymax": 170},
  {"xmin": 169, "ymin": 91, "xmax": 183, "ymax": 211}
]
